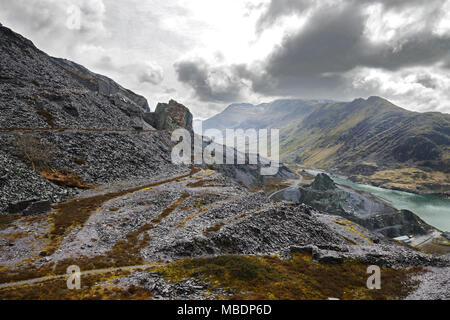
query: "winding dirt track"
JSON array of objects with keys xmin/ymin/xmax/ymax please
[
  {"xmin": 0, "ymin": 168, "xmax": 209, "ymax": 291},
  {"xmin": 0, "ymin": 264, "xmax": 157, "ymax": 290}
]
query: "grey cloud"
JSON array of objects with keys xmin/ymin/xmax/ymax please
[
  {"xmin": 416, "ymin": 73, "xmax": 439, "ymax": 90},
  {"xmin": 164, "ymin": 88, "xmax": 177, "ymax": 94},
  {"xmin": 96, "ymin": 55, "xmax": 164, "ymax": 85},
  {"xmin": 256, "ymin": 0, "xmax": 442, "ymax": 33},
  {"xmin": 256, "ymin": 0, "xmax": 312, "ymax": 33},
  {"xmin": 175, "ymin": 59, "xmax": 245, "ymax": 103},
  {"xmin": 0, "ymin": 0, "xmax": 106, "ymax": 38},
  {"xmin": 268, "ymin": 6, "xmax": 450, "ymax": 74},
  {"xmin": 136, "ymin": 64, "xmax": 164, "ymax": 85},
  {"xmin": 242, "ymin": 0, "xmax": 450, "ymax": 99},
  {"xmin": 137, "ymin": 71, "xmax": 163, "ymax": 85}
]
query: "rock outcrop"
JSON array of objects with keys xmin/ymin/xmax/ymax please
[
  {"xmin": 282, "ymin": 174, "xmax": 436, "ymax": 238},
  {"xmin": 6, "ymin": 198, "xmax": 51, "ymax": 216},
  {"xmin": 144, "ymin": 100, "xmax": 193, "ymax": 132},
  {"xmin": 310, "ymin": 173, "xmax": 336, "ymax": 191}
]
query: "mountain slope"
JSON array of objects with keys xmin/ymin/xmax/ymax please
[
  {"xmin": 0, "ymin": 23, "xmax": 184, "ymax": 211},
  {"xmin": 204, "ymin": 99, "xmax": 326, "ymax": 131},
  {"xmin": 204, "ymin": 97, "xmax": 450, "ymax": 193}
]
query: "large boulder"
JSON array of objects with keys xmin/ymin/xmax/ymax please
[
  {"xmin": 310, "ymin": 173, "xmax": 336, "ymax": 191},
  {"xmin": 144, "ymin": 100, "xmax": 193, "ymax": 132}
]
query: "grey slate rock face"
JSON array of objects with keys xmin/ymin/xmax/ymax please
[
  {"xmin": 283, "ymin": 187, "xmax": 301, "ymax": 203},
  {"xmin": 0, "ymin": 24, "xmax": 150, "ymax": 131},
  {"xmin": 7, "ymin": 199, "xmax": 40, "ymax": 214},
  {"xmin": 355, "ymin": 209, "xmax": 433, "ymax": 238},
  {"xmin": 290, "ymin": 244, "xmax": 319, "ymax": 255},
  {"xmin": 52, "ymin": 58, "xmax": 150, "ymax": 112},
  {"xmin": 312, "ymin": 250, "xmax": 344, "ymax": 264},
  {"xmin": 310, "ymin": 173, "xmax": 336, "ymax": 191}
]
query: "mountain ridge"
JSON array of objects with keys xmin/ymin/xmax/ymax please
[{"xmin": 203, "ymin": 97, "xmax": 450, "ymax": 194}]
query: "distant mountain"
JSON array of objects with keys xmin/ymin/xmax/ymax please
[
  {"xmin": 204, "ymin": 97, "xmax": 450, "ymax": 194},
  {"xmin": 204, "ymin": 99, "xmax": 332, "ymax": 132}
]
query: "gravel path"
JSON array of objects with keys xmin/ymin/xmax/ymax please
[{"xmin": 405, "ymin": 267, "xmax": 450, "ymax": 300}]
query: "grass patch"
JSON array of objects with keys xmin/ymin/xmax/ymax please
[
  {"xmin": 356, "ymin": 167, "xmax": 450, "ymax": 194},
  {"xmin": 0, "ymin": 270, "xmax": 153, "ymax": 300},
  {"xmin": 158, "ymin": 253, "xmax": 424, "ymax": 300},
  {"xmin": 333, "ymin": 219, "xmax": 373, "ymax": 244},
  {"xmin": 253, "ymin": 177, "xmax": 291, "ymax": 194},
  {"xmin": 420, "ymin": 241, "xmax": 450, "ymax": 255}
]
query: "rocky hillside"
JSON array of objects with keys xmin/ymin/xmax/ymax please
[
  {"xmin": 0, "ymin": 23, "xmax": 191, "ymax": 213},
  {"xmin": 203, "ymin": 98, "xmax": 450, "ymax": 194}
]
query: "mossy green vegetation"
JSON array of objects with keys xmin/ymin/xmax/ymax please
[
  {"xmin": 158, "ymin": 253, "xmax": 423, "ymax": 300},
  {"xmin": 1, "ymin": 253, "xmax": 424, "ymax": 300},
  {"xmin": 0, "ymin": 270, "xmax": 152, "ymax": 300}
]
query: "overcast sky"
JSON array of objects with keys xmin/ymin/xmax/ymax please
[{"xmin": 1, "ymin": 0, "xmax": 450, "ymax": 118}]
